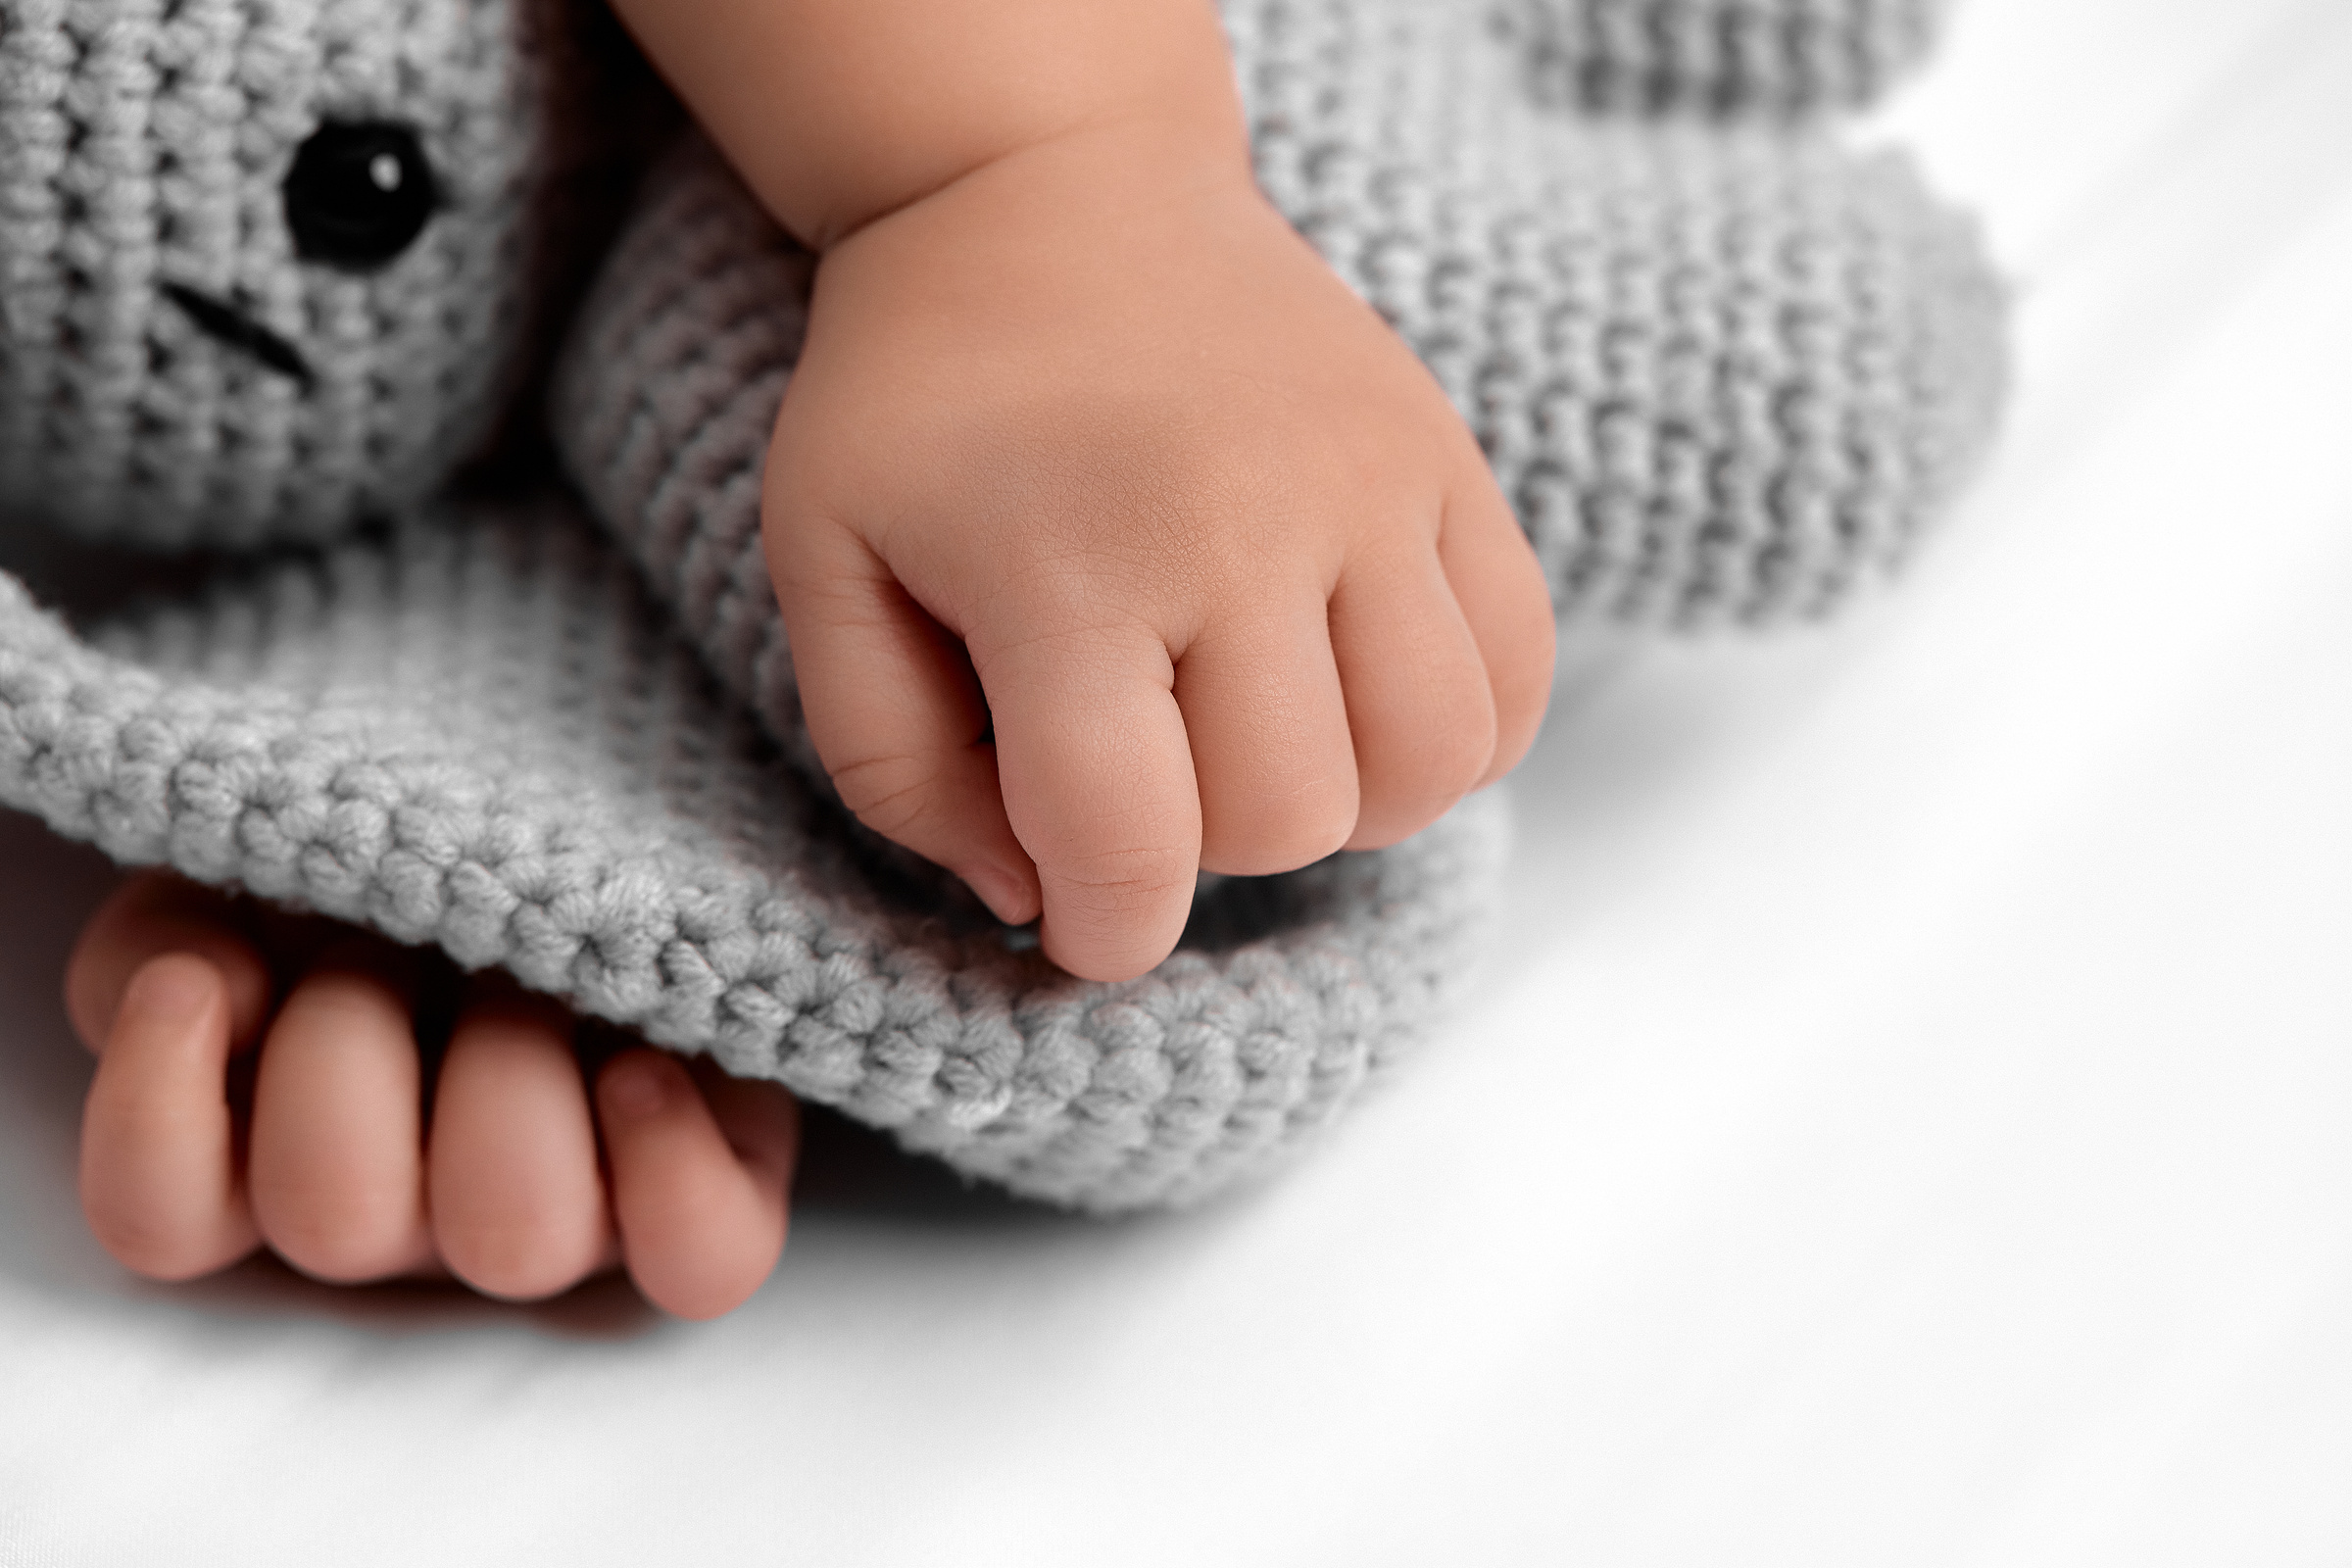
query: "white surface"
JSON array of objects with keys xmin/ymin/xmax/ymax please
[{"xmin": 5, "ymin": 2, "xmax": 2350, "ymax": 1561}]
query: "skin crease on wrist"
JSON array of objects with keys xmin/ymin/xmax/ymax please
[
  {"xmin": 611, "ymin": 0, "xmax": 1559, "ymax": 984},
  {"xmin": 607, "ymin": 0, "xmax": 1254, "ymax": 248}
]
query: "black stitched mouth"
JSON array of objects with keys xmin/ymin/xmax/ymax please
[{"xmin": 161, "ymin": 282, "xmax": 316, "ymax": 389}]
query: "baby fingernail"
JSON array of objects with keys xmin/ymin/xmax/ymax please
[
  {"xmin": 967, "ymin": 864, "xmax": 1036, "ymax": 927},
  {"xmin": 603, "ymin": 1055, "xmax": 671, "ymax": 1118}
]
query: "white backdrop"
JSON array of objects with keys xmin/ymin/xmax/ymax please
[{"xmin": 4, "ymin": 1, "xmax": 2349, "ymax": 1561}]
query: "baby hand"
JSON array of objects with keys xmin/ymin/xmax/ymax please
[{"xmin": 766, "ymin": 122, "xmax": 1555, "ymax": 981}]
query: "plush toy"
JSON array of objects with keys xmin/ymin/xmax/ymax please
[{"xmin": 0, "ymin": 0, "xmax": 2003, "ymax": 1210}]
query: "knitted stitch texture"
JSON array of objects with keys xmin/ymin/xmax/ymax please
[
  {"xmin": 0, "ymin": 0, "xmax": 2006, "ymax": 1208},
  {"xmin": 1235, "ymin": 0, "xmax": 1999, "ymax": 624},
  {"xmin": 1497, "ymin": 0, "xmax": 1948, "ymax": 116},
  {"xmin": 554, "ymin": 2, "xmax": 2003, "ymax": 783},
  {"xmin": 0, "ymin": 0, "xmax": 600, "ymax": 549},
  {"xmin": 0, "ymin": 504, "xmax": 1508, "ymax": 1208}
]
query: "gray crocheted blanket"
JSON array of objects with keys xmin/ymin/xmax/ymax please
[{"xmin": 0, "ymin": 0, "xmax": 2003, "ymax": 1210}]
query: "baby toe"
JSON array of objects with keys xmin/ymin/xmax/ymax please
[
  {"xmin": 427, "ymin": 986, "xmax": 610, "ymax": 1301},
  {"xmin": 247, "ymin": 950, "xmax": 433, "ymax": 1283},
  {"xmin": 598, "ymin": 1049, "xmax": 795, "ymax": 1321},
  {"xmin": 66, "ymin": 874, "xmax": 271, "ymax": 1056},
  {"xmin": 79, "ymin": 955, "xmax": 261, "ymax": 1282}
]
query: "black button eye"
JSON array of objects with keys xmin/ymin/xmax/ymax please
[{"xmin": 282, "ymin": 122, "xmax": 439, "ymax": 272}]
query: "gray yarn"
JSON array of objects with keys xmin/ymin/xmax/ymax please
[
  {"xmin": 0, "ymin": 0, "xmax": 2004, "ymax": 1208},
  {"xmin": 1495, "ymin": 0, "xmax": 1948, "ymax": 117},
  {"xmin": 0, "ymin": 0, "xmax": 602, "ymax": 550},
  {"xmin": 0, "ymin": 502, "xmax": 1506, "ymax": 1208},
  {"xmin": 554, "ymin": 1, "xmax": 2003, "ymax": 774},
  {"xmin": 1237, "ymin": 0, "xmax": 2000, "ymax": 623}
]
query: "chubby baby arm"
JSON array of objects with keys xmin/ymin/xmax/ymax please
[{"xmin": 612, "ymin": 0, "xmax": 1558, "ymax": 981}]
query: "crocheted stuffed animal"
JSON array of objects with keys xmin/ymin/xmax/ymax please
[
  {"xmin": 0, "ymin": 0, "xmax": 2003, "ymax": 1210},
  {"xmin": 0, "ymin": 0, "xmax": 632, "ymax": 547}
]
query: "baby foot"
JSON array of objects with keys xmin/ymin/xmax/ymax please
[{"xmin": 65, "ymin": 874, "xmax": 799, "ymax": 1320}]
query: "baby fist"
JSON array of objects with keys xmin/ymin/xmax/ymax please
[{"xmin": 764, "ymin": 123, "xmax": 1554, "ymax": 981}]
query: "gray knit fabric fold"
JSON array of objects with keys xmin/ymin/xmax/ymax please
[
  {"xmin": 0, "ymin": 0, "xmax": 2005, "ymax": 1208},
  {"xmin": 0, "ymin": 505, "xmax": 1507, "ymax": 1208}
]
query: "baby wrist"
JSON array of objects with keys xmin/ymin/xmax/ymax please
[{"xmin": 614, "ymin": 0, "xmax": 1250, "ymax": 255}]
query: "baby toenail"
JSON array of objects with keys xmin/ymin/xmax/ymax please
[
  {"xmin": 123, "ymin": 955, "xmax": 218, "ymax": 1028},
  {"xmin": 603, "ymin": 1055, "xmax": 670, "ymax": 1118}
]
